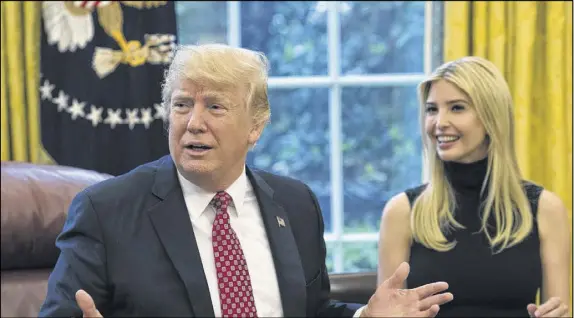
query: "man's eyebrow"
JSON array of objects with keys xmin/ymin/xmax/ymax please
[
  {"xmin": 201, "ymin": 91, "xmax": 236, "ymax": 106},
  {"xmin": 171, "ymin": 94, "xmax": 195, "ymax": 102},
  {"xmin": 201, "ymin": 91, "xmax": 230, "ymax": 100},
  {"xmin": 171, "ymin": 91, "xmax": 236, "ymax": 106},
  {"xmin": 171, "ymin": 95, "xmax": 194, "ymax": 101}
]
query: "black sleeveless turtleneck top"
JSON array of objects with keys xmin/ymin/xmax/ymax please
[{"xmin": 404, "ymin": 157, "xmax": 544, "ymax": 317}]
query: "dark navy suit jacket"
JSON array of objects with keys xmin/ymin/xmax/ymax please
[{"xmin": 39, "ymin": 155, "xmax": 361, "ymax": 317}]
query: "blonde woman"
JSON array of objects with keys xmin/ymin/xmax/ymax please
[{"xmin": 377, "ymin": 57, "xmax": 571, "ymax": 317}]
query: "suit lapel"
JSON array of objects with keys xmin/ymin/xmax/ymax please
[
  {"xmin": 248, "ymin": 169, "xmax": 307, "ymax": 317},
  {"xmin": 146, "ymin": 156, "xmax": 214, "ymax": 317}
]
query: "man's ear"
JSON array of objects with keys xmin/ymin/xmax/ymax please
[{"xmin": 247, "ymin": 120, "xmax": 265, "ymax": 147}]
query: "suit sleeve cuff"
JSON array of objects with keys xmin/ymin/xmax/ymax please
[{"xmin": 353, "ymin": 305, "xmax": 366, "ymax": 318}]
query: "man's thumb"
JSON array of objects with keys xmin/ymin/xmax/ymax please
[
  {"xmin": 526, "ymin": 303, "xmax": 537, "ymax": 317},
  {"xmin": 76, "ymin": 289, "xmax": 102, "ymax": 317},
  {"xmin": 385, "ymin": 262, "xmax": 410, "ymax": 289}
]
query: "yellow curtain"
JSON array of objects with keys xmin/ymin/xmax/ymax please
[
  {"xmin": 444, "ymin": 0, "xmax": 572, "ymax": 311},
  {"xmin": 1, "ymin": 1, "xmax": 54, "ymax": 164}
]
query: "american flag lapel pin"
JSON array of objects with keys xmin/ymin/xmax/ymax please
[{"xmin": 276, "ymin": 216, "xmax": 286, "ymax": 228}]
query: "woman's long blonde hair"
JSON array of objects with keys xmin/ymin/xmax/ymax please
[{"xmin": 411, "ymin": 56, "xmax": 533, "ymax": 253}]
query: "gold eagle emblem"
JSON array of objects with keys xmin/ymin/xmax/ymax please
[{"xmin": 43, "ymin": 1, "xmax": 175, "ymax": 78}]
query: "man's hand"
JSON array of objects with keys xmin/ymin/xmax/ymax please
[
  {"xmin": 75, "ymin": 290, "xmax": 103, "ymax": 318},
  {"xmin": 527, "ymin": 298, "xmax": 569, "ymax": 317},
  {"xmin": 361, "ymin": 262, "xmax": 453, "ymax": 317}
]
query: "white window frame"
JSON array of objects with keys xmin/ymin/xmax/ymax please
[{"xmin": 226, "ymin": 1, "xmax": 436, "ymax": 273}]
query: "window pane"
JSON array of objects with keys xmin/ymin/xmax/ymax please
[
  {"xmin": 343, "ymin": 241, "xmax": 378, "ymax": 273},
  {"xmin": 326, "ymin": 241, "xmax": 335, "ymax": 273},
  {"xmin": 175, "ymin": 1, "xmax": 227, "ymax": 45},
  {"xmin": 340, "ymin": 1, "xmax": 425, "ymax": 74},
  {"xmin": 246, "ymin": 88, "xmax": 332, "ymax": 231},
  {"xmin": 241, "ymin": 1, "xmax": 328, "ymax": 76},
  {"xmin": 430, "ymin": 1, "xmax": 444, "ymax": 69},
  {"xmin": 342, "ymin": 86, "xmax": 423, "ymax": 233}
]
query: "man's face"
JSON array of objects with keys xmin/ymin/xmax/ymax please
[{"xmin": 168, "ymin": 78, "xmax": 263, "ymax": 189}]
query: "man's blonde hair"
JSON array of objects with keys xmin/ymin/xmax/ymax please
[
  {"xmin": 412, "ymin": 56, "xmax": 533, "ymax": 253},
  {"xmin": 161, "ymin": 44, "xmax": 271, "ymax": 127}
]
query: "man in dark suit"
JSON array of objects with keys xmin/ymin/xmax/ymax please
[{"xmin": 39, "ymin": 44, "xmax": 453, "ymax": 317}]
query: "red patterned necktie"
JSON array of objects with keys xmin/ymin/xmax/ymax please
[{"xmin": 211, "ymin": 191, "xmax": 258, "ymax": 318}]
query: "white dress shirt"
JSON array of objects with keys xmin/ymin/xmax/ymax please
[{"xmin": 176, "ymin": 167, "xmax": 284, "ymax": 317}]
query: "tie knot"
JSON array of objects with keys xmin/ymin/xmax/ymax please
[{"xmin": 211, "ymin": 191, "xmax": 232, "ymax": 214}]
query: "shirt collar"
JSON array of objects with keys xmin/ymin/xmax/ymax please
[{"xmin": 176, "ymin": 167, "xmax": 248, "ymax": 221}]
